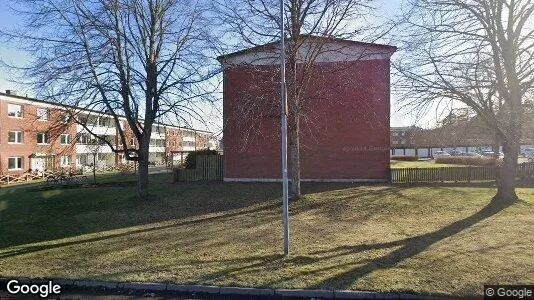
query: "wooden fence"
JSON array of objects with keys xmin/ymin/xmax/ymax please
[
  {"xmin": 0, "ymin": 171, "xmax": 54, "ymax": 185},
  {"xmin": 173, "ymin": 155, "xmax": 223, "ymax": 182},
  {"xmin": 391, "ymin": 162, "xmax": 534, "ymax": 183},
  {"xmin": 0, "ymin": 168, "xmax": 84, "ymax": 185}
]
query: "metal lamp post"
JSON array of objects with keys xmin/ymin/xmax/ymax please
[{"xmin": 280, "ymin": 0, "xmax": 290, "ymax": 256}]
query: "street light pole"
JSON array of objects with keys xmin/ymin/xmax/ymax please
[{"xmin": 280, "ymin": 0, "xmax": 290, "ymax": 256}]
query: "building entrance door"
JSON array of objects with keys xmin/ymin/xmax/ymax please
[{"xmin": 31, "ymin": 157, "xmax": 45, "ymax": 172}]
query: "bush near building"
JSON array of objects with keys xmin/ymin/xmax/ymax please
[
  {"xmin": 183, "ymin": 149, "xmax": 220, "ymax": 169},
  {"xmin": 435, "ymin": 156, "xmax": 500, "ymax": 166}
]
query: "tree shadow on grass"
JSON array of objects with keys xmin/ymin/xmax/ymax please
[
  {"xmin": 0, "ymin": 201, "xmax": 280, "ymax": 259},
  {"xmin": 307, "ymin": 196, "xmax": 515, "ymax": 290},
  {"xmin": 0, "ymin": 181, "xmax": 288, "ymax": 249},
  {"xmin": 0, "ymin": 180, "xmax": 394, "ymax": 250}
]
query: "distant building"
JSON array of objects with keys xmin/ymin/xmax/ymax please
[
  {"xmin": 0, "ymin": 91, "xmax": 216, "ymax": 174},
  {"xmin": 390, "ymin": 107, "xmax": 534, "ymax": 157},
  {"xmin": 390, "ymin": 126, "xmax": 420, "ymax": 148}
]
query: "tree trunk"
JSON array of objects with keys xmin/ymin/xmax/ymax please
[
  {"xmin": 287, "ymin": 44, "xmax": 301, "ymax": 200},
  {"xmin": 137, "ymin": 140, "xmax": 150, "ymax": 199},
  {"xmin": 288, "ymin": 112, "xmax": 301, "ymax": 199},
  {"xmin": 494, "ymin": 140, "xmax": 519, "ymax": 205}
]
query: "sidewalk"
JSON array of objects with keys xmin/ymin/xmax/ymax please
[{"xmin": 0, "ymin": 278, "xmax": 455, "ymax": 300}]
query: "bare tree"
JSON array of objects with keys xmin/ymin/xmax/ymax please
[
  {"xmin": 394, "ymin": 0, "xmax": 534, "ymax": 203},
  {"xmin": 2, "ymin": 0, "xmax": 215, "ymax": 199},
  {"xmin": 216, "ymin": 0, "xmax": 377, "ymax": 199}
]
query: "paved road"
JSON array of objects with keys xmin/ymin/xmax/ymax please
[
  {"xmin": 0, "ymin": 291, "xmax": 206, "ymax": 299},
  {"xmin": 0, "ymin": 290, "xmax": 277, "ymax": 299}
]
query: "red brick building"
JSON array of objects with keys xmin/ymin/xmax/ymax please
[
  {"xmin": 218, "ymin": 37, "xmax": 396, "ymax": 182},
  {"xmin": 0, "ymin": 91, "xmax": 216, "ymax": 174}
]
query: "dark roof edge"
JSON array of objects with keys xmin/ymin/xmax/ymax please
[{"xmin": 0, "ymin": 92, "xmax": 213, "ymax": 134}]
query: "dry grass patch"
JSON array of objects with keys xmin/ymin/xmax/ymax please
[{"xmin": 1, "ymin": 176, "xmax": 533, "ymax": 297}]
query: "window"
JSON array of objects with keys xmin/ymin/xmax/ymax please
[
  {"xmin": 8, "ymin": 157, "xmax": 23, "ymax": 170},
  {"xmin": 130, "ymin": 138, "xmax": 135, "ymax": 147},
  {"xmin": 76, "ymin": 133, "xmax": 91, "ymax": 144},
  {"xmin": 79, "ymin": 115, "xmax": 88, "ymax": 124},
  {"xmin": 60, "ymin": 134, "xmax": 71, "ymax": 145},
  {"xmin": 183, "ymin": 130, "xmax": 195, "ymax": 138},
  {"xmin": 7, "ymin": 104, "xmax": 23, "ymax": 118},
  {"xmin": 60, "ymin": 156, "xmax": 72, "ymax": 167},
  {"xmin": 173, "ymin": 141, "xmax": 176, "ymax": 147},
  {"xmin": 37, "ymin": 132, "xmax": 50, "ymax": 144},
  {"xmin": 150, "ymin": 139, "xmax": 165, "ymax": 147},
  {"xmin": 152, "ymin": 125, "xmax": 163, "ymax": 134},
  {"xmin": 61, "ymin": 113, "xmax": 70, "ymax": 124},
  {"xmin": 98, "ymin": 117, "xmax": 111, "ymax": 127},
  {"xmin": 8, "ymin": 131, "xmax": 23, "ymax": 144},
  {"xmin": 36, "ymin": 108, "xmax": 49, "ymax": 121}
]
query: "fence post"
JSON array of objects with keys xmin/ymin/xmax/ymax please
[{"xmin": 467, "ymin": 166, "xmax": 471, "ymax": 183}]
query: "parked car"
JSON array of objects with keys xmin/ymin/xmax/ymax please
[
  {"xmin": 448, "ymin": 149, "xmax": 466, "ymax": 156},
  {"xmin": 433, "ymin": 151, "xmax": 451, "ymax": 158},
  {"xmin": 523, "ymin": 148, "xmax": 534, "ymax": 161},
  {"xmin": 522, "ymin": 148, "xmax": 534, "ymax": 156},
  {"xmin": 462, "ymin": 152, "xmax": 482, "ymax": 157},
  {"xmin": 480, "ymin": 150, "xmax": 504, "ymax": 158}
]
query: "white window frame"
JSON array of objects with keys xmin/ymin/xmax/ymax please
[
  {"xmin": 60, "ymin": 155, "xmax": 72, "ymax": 167},
  {"xmin": 37, "ymin": 132, "xmax": 50, "ymax": 145},
  {"xmin": 8, "ymin": 131, "xmax": 23, "ymax": 144},
  {"xmin": 36, "ymin": 107, "xmax": 49, "ymax": 121},
  {"xmin": 8, "ymin": 157, "xmax": 23, "ymax": 170},
  {"xmin": 60, "ymin": 134, "xmax": 71, "ymax": 145},
  {"xmin": 7, "ymin": 104, "xmax": 23, "ymax": 118}
]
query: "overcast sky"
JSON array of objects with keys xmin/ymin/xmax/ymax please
[{"xmin": 0, "ymin": 0, "xmax": 422, "ymax": 133}]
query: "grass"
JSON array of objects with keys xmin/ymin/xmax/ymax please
[
  {"xmin": 390, "ymin": 160, "xmax": 466, "ymax": 169},
  {"xmin": 1, "ymin": 175, "xmax": 533, "ymax": 297}
]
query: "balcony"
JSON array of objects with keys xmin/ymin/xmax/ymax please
[
  {"xmin": 150, "ymin": 132, "xmax": 165, "ymax": 140},
  {"xmin": 149, "ymin": 146, "xmax": 165, "ymax": 153},
  {"xmin": 77, "ymin": 124, "xmax": 116, "ymax": 135},
  {"xmin": 182, "ymin": 146, "xmax": 196, "ymax": 151},
  {"xmin": 76, "ymin": 144, "xmax": 114, "ymax": 154}
]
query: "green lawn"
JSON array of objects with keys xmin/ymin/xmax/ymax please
[
  {"xmin": 390, "ymin": 160, "xmax": 466, "ymax": 168},
  {"xmin": 1, "ymin": 175, "xmax": 533, "ymax": 297}
]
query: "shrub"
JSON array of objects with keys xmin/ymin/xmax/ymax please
[
  {"xmin": 184, "ymin": 149, "xmax": 220, "ymax": 169},
  {"xmin": 435, "ymin": 156, "xmax": 501, "ymax": 166},
  {"xmin": 391, "ymin": 156, "xmax": 419, "ymax": 161}
]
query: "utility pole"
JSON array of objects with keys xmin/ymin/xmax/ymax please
[{"xmin": 280, "ymin": 0, "xmax": 290, "ymax": 256}]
